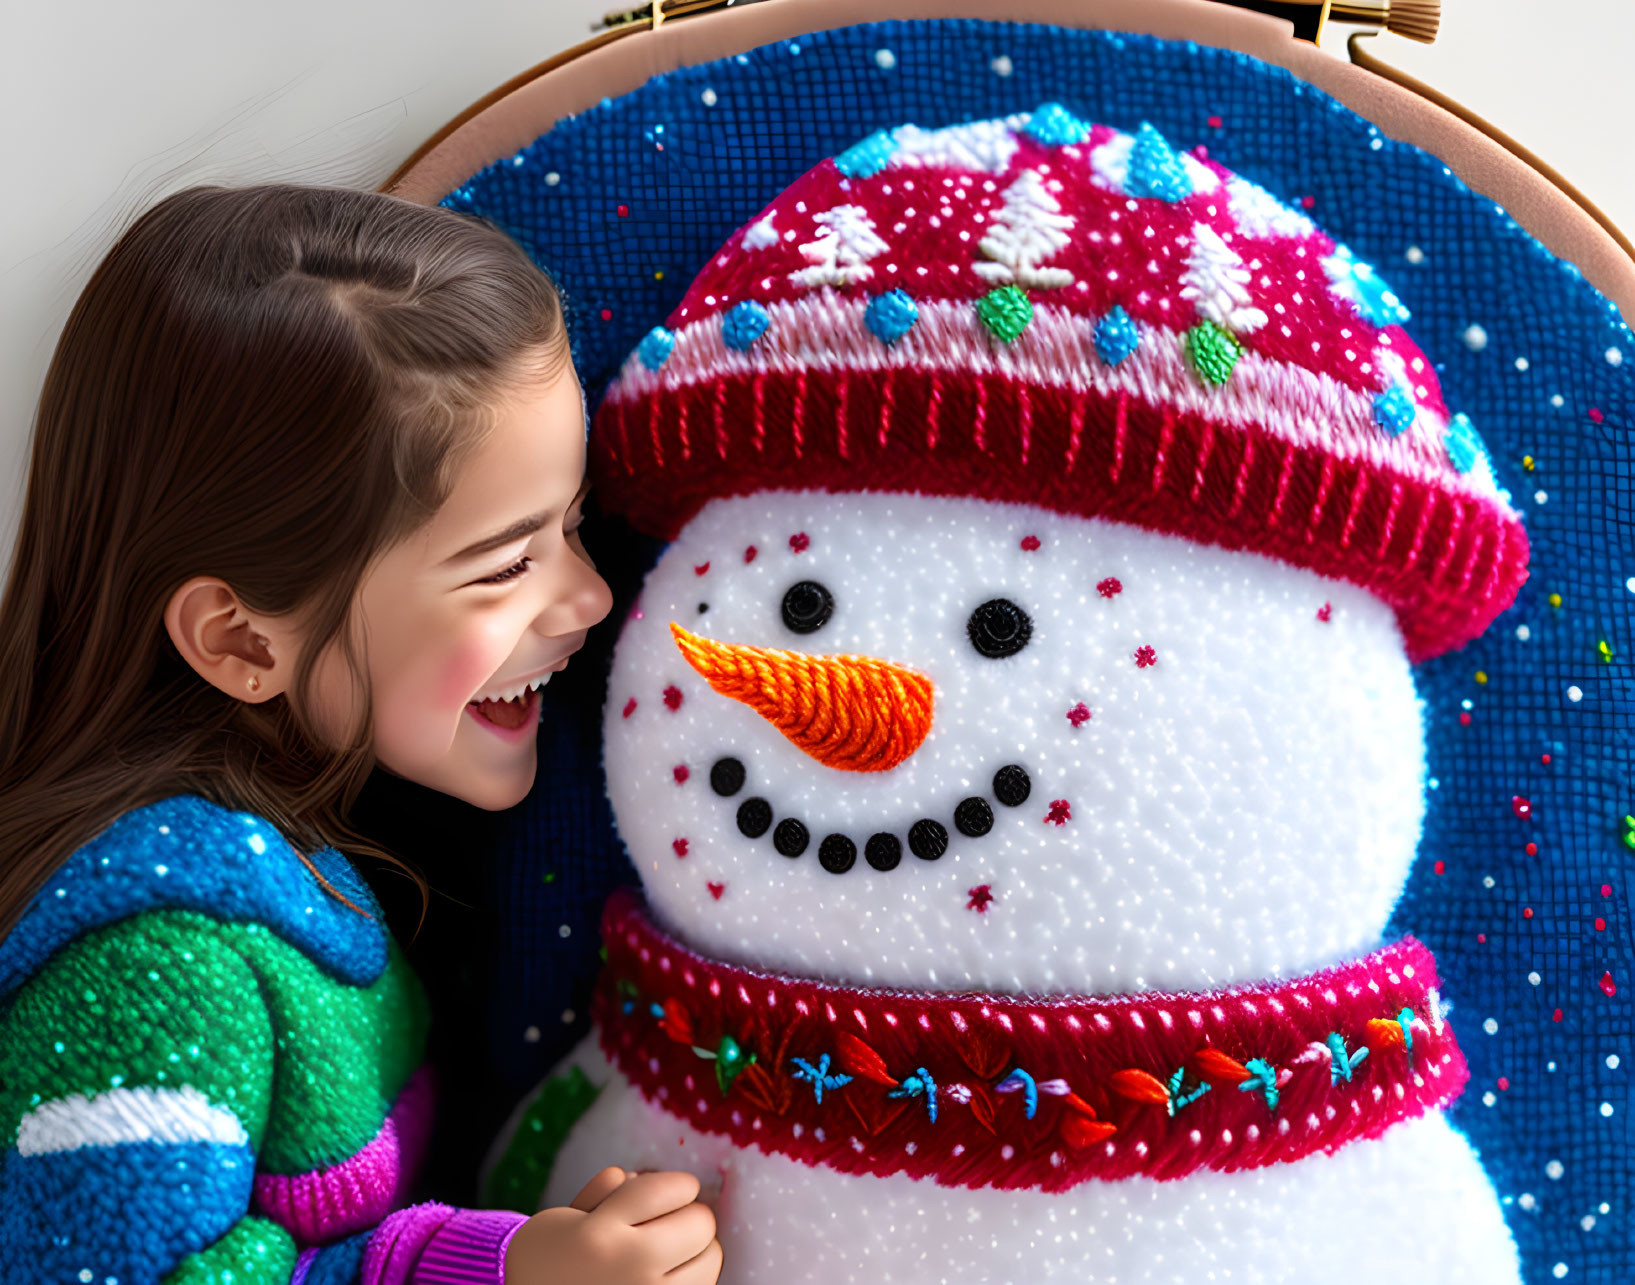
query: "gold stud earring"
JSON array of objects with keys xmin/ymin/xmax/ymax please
[{"xmin": 247, "ymin": 674, "xmax": 261, "ymax": 694}]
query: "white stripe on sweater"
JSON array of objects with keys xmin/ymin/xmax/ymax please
[{"xmin": 15, "ymin": 1084, "xmax": 248, "ymax": 1156}]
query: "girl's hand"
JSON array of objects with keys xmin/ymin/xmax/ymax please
[{"xmin": 503, "ymin": 1166, "xmax": 723, "ymax": 1285}]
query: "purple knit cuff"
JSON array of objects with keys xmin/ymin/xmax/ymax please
[
  {"xmin": 413, "ymin": 1208, "xmax": 529, "ymax": 1285},
  {"xmin": 363, "ymin": 1203, "xmax": 459, "ymax": 1285}
]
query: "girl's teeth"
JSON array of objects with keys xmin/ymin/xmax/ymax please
[{"xmin": 477, "ymin": 671, "xmax": 553, "ymax": 704}]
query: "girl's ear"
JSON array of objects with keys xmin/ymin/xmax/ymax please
[{"xmin": 164, "ymin": 576, "xmax": 305, "ymax": 704}]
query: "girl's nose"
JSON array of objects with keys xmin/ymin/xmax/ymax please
[{"xmin": 534, "ymin": 550, "xmax": 613, "ymax": 638}]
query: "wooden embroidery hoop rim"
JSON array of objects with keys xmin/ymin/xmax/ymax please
[{"xmin": 378, "ymin": 0, "xmax": 1635, "ymax": 320}]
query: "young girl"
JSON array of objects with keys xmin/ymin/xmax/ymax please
[{"xmin": 0, "ymin": 184, "xmax": 722, "ymax": 1285}]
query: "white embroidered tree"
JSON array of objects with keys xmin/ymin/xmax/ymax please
[
  {"xmin": 974, "ymin": 169, "xmax": 1075, "ymax": 289},
  {"xmin": 789, "ymin": 205, "xmax": 889, "ymax": 288},
  {"xmin": 741, "ymin": 212, "xmax": 780, "ymax": 251},
  {"xmin": 1225, "ymin": 177, "xmax": 1314, "ymax": 240},
  {"xmin": 892, "ymin": 117, "xmax": 1025, "ymax": 172},
  {"xmin": 1179, "ymin": 222, "xmax": 1268, "ymax": 333}
]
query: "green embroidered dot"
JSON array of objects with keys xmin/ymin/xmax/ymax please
[
  {"xmin": 976, "ymin": 285, "xmax": 1033, "ymax": 343},
  {"xmin": 714, "ymin": 1033, "xmax": 757, "ymax": 1096},
  {"xmin": 1184, "ymin": 320, "xmax": 1241, "ymax": 387}
]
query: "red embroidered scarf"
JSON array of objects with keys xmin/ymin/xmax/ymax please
[{"xmin": 593, "ymin": 889, "xmax": 1468, "ymax": 1191}]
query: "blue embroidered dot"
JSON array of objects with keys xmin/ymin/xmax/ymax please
[
  {"xmin": 1445, "ymin": 412, "xmax": 1489, "ymax": 475},
  {"xmin": 834, "ymin": 129, "xmax": 897, "ymax": 179},
  {"xmin": 1094, "ymin": 306, "xmax": 1140, "ymax": 365},
  {"xmin": 1373, "ymin": 386, "xmax": 1416, "ymax": 436},
  {"xmin": 721, "ymin": 301, "xmax": 772, "ymax": 351},
  {"xmin": 638, "ymin": 325, "xmax": 676, "ymax": 370},
  {"xmin": 1126, "ymin": 122, "xmax": 1193, "ymax": 203},
  {"xmin": 1025, "ymin": 102, "xmax": 1089, "ymax": 146},
  {"xmin": 864, "ymin": 289, "xmax": 919, "ymax": 345}
]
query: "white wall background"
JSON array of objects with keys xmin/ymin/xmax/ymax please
[{"xmin": 3, "ymin": 1, "xmax": 1630, "ymax": 576}]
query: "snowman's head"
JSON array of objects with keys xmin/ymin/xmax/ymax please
[
  {"xmin": 605, "ymin": 490, "xmax": 1426, "ymax": 994},
  {"xmin": 588, "ymin": 110, "xmax": 1530, "ymax": 995}
]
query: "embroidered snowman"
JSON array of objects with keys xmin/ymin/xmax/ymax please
[{"xmin": 499, "ymin": 109, "xmax": 1528, "ymax": 1283}]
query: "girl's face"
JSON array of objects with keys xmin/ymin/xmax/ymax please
[{"xmin": 313, "ymin": 356, "xmax": 613, "ymax": 809}]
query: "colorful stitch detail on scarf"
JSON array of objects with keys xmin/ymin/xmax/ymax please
[{"xmin": 594, "ymin": 890, "xmax": 1468, "ymax": 1192}]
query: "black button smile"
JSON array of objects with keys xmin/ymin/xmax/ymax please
[{"xmin": 708, "ymin": 756, "xmax": 1031, "ymax": 875}]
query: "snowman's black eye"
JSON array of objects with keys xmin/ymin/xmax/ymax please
[
  {"xmin": 781, "ymin": 580, "xmax": 834, "ymax": 634},
  {"xmin": 967, "ymin": 598, "xmax": 1032, "ymax": 659}
]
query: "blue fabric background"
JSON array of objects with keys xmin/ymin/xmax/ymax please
[{"xmin": 437, "ymin": 20, "xmax": 1633, "ymax": 1280}]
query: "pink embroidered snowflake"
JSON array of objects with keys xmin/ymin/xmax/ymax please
[
  {"xmin": 708, "ymin": 881, "xmax": 727, "ymax": 901},
  {"xmin": 789, "ymin": 532, "xmax": 811, "ymax": 553},
  {"xmin": 672, "ymin": 838, "xmax": 690, "ymax": 858},
  {"xmin": 1066, "ymin": 702, "xmax": 1092, "ymax": 729},
  {"xmin": 744, "ymin": 545, "xmax": 758, "ymax": 563},
  {"xmin": 1133, "ymin": 645, "xmax": 1157, "ymax": 668},
  {"xmin": 967, "ymin": 884, "xmax": 996, "ymax": 913},
  {"xmin": 1020, "ymin": 535, "xmax": 1041, "ymax": 551},
  {"xmin": 673, "ymin": 765, "xmax": 690, "ymax": 784},
  {"xmin": 1044, "ymin": 799, "xmax": 1072, "ymax": 826},
  {"xmin": 1097, "ymin": 577, "xmax": 1123, "ymax": 599},
  {"xmin": 663, "ymin": 685, "xmax": 684, "ymax": 711},
  {"xmin": 1317, "ymin": 602, "xmax": 1333, "ymax": 622}
]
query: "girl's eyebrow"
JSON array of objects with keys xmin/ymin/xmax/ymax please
[
  {"xmin": 440, "ymin": 479, "xmax": 591, "ymax": 565},
  {"xmin": 442, "ymin": 511, "xmax": 551, "ymax": 565}
]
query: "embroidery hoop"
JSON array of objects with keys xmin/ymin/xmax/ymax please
[{"xmin": 384, "ymin": 5, "xmax": 1635, "ymax": 1275}]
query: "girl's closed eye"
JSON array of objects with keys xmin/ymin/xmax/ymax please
[
  {"xmin": 479, "ymin": 556, "xmax": 532, "ymax": 585},
  {"xmin": 476, "ymin": 489, "xmax": 591, "ymax": 586}
]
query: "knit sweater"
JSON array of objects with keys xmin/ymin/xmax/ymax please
[{"xmin": 0, "ymin": 794, "xmax": 529, "ymax": 1285}]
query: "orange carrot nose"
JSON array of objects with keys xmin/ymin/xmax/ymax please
[{"xmin": 670, "ymin": 622, "xmax": 934, "ymax": 772}]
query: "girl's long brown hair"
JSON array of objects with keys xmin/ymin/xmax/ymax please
[{"xmin": 0, "ymin": 184, "xmax": 567, "ymax": 939}]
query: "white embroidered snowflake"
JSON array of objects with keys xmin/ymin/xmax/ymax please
[
  {"xmin": 973, "ymin": 169, "xmax": 1075, "ymax": 289},
  {"xmin": 789, "ymin": 205, "xmax": 890, "ymax": 288},
  {"xmin": 1225, "ymin": 176, "xmax": 1316, "ymax": 239},
  {"xmin": 1179, "ymin": 222, "xmax": 1268, "ymax": 332}
]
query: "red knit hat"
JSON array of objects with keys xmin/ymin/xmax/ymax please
[{"xmin": 590, "ymin": 107, "xmax": 1530, "ymax": 662}]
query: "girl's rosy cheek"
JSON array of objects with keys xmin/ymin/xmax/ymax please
[{"xmin": 438, "ymin": 637, "xmax": 504, "ymax": 708}]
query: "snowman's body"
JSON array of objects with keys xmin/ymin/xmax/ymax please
[{"xmin": 522, "ymin": 490, "xmax": 1521, "ymax": 1283}]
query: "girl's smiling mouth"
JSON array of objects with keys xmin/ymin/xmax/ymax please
[
  {"xmin": 465, "ymin": 649, "xmax": 578, "ymax": 740},
  {"xmin": 466, "ymin": 682, "xmax": 544, "ymax": 739}
]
